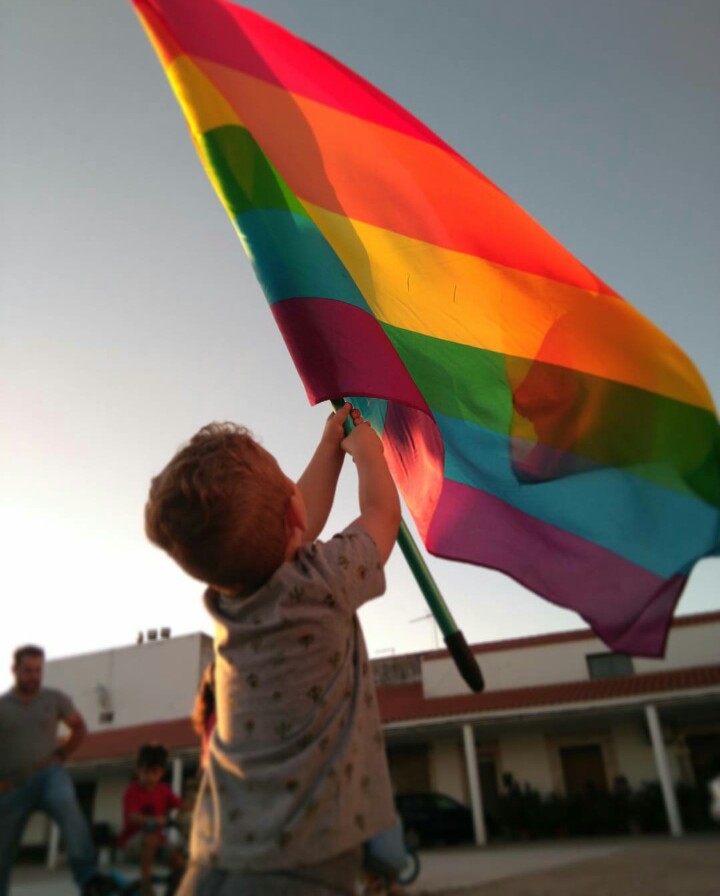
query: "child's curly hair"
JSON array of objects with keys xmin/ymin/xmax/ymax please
[{"xmin": 145, "ymin": 423, "xmax": 294, "ymax": 594}]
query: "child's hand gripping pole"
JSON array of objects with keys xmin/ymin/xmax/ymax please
[{"xmin": 331, "ymin": 399, "xmax": 485, "ymax": 693}]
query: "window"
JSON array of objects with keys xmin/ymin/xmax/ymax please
[{"xmin": 586, "ymin": 652, "xmax": 634, "ymax": 680}]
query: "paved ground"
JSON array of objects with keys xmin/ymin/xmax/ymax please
[
  {"xmin": 405, "ymin": 841, "xmax": 625, "ymax": 894},
  {"xmin": 412, "ymin": 836, "xmax": 720, "ymax": 896},
  {"xmin": 9, "ymin": 835, "xmax": 720, "ymax": 895}
]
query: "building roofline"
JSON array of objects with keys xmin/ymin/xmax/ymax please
[
  {"xmin": 45, "ymin": 631, "xmax": 213, "ymax": 666},
  {"xmin": 69, "ymin": 662, "xmax": 720, "ymax": 765},
  {"xmin": 46, "ymin": 610, "xmax": 720, "ymax": 670},
  {"xmin": 376, "ymin": 662, "xmax": 720, "ymax": 724}
]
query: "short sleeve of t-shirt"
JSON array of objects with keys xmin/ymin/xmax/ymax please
[
  {"xmin": 53, "ymin": 690, "xmax": 75, "ymax": 722},
  {"xmin": 301, "ymin": 526, "xmax": 385, "ymax": 615}
]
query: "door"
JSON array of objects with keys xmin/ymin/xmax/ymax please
[
  {"xmin": 387, "ymin": 744, "xmax": 431, "ymax": 793},
  {"xmin": 560, "ymin": 744, "xmax": 607, "ymax": 795}
]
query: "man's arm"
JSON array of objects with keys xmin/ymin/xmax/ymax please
[
  {"xmin": 296, "ymin": 403, "xmax": 352, "ymax": 543},
  {"xmin": 52, "ymin": 709, "xmax": 87, "ymax": 763},
  {"xmin": 343, "ymin": 413, "xmax": 401, "ymax": 564}
]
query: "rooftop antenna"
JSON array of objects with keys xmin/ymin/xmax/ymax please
[{"xmin": 410, "ymin": 613, "xmax": 440, "ymax": 650}]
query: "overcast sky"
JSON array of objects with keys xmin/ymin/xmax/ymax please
[{"xmin": 1, "ymin": 0, "xmax": 718, "ymax": 692}]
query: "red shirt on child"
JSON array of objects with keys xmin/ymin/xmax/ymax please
[{"xmin": 119, "ymin": 781, "xmax": 183, "ymax": 845}]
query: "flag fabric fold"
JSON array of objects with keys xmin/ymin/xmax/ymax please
[{"xmin": 130, "ymin": 0, "xmax": 720, "ymax": 656}]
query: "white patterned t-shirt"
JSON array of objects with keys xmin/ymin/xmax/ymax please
[{"xmin": 190, "ymin": 527, "xmax": 395, "ymax": 871}]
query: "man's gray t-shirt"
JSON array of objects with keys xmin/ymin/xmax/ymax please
[
  {"xmin": 192, "ymin": 527, "xmax": 395, "ymax": 871},
  {"xmin": 0, "ymin": 687, "xmax": 75, "ymax": 779}
]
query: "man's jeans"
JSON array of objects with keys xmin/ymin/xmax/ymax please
[{"xmin": 0, "ymin": 765, "xmax": 97, "ymax": 895}]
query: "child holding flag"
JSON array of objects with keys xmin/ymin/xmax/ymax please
[{"xmin": 145, "ymin": 404, "xmax": 400, "ymax": 895}]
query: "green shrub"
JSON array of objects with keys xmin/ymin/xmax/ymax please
[{"xmin": 491, "ymin": 774, "xmax": 715, "ymax": 841}]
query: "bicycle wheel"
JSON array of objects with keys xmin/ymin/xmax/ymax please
[{"xmin": 396, "ymin": 847, "xmax": 420, "ymax": 886}]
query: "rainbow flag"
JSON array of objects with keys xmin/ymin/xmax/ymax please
[{"xmin": 130, "ymin": 0, "xmax": 719, "ymax": 656}]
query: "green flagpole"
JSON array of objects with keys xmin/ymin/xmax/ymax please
[{"xmin": 331, "ymin": 399, "xmax": 484, "ymax": 692}]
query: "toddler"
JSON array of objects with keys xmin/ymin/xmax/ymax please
[
  {"xmin": 145, "ymin": 405, "xmax": 401, "ymax": 894},
  {"xmin": 119, "ymin": 743, "xmax": 187, "ymax": 896}
]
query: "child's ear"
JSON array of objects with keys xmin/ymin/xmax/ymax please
[{"xmin": 285, "ymin": 489, "xmax": 307, "ymax": 534}]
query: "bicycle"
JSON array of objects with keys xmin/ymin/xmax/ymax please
[
  {"xmin": 395, "ymin": 842, "xmax": 420, "ymax": 886},
  {"xmin": 102, "ymin": 865, "xmax": 183, "ymax": 896},
  {"xmin": 363, "ymin": 836, "xmax": 421, "ymax": 893},
  {"xmin": 101, "ymin": 819, "xmax": 187, "ymax": 896}
]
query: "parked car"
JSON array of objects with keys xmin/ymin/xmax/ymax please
[{"xmin": 395, "ymin": 792, "xmax": 474, "ymax": 848}]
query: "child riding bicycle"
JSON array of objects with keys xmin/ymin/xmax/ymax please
[{"xmin": 119, "ymin": 744, "xmax": 188, "ymax": 896}]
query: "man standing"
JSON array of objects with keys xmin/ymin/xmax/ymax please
[{"xmin": 0, "ymin": 645, "xmax": 111, "ymax": 896}]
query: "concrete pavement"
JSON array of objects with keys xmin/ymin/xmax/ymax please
[
  {"xmin": 406, "ymin": 841, "xmax": 625, "ymax": 893},
  {"xmin": 8, "ymin": 836, "xmax": 720, "ymax": 895},
  {"xmin": 431, "ymin": 837, "xmax": 720, "ymax": 896}
]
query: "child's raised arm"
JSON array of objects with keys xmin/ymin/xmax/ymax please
[
  {"xmin": 342, "ymin": 411, "xmax": 401, "ymax": 565},
  {"xmin": 296, "ymin": 403, "xmax": 353, "ymax": 542}
]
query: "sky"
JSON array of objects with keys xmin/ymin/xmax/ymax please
[{"xmin": 1, "ymin": 0, "xmax": 718, "ymax": 692}]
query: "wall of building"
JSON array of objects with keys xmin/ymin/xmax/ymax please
[
  {"xmin": 20, "ymin": 812, "xmax": 50, "ymax": 848},
  {"xmin": 634, "ymin": 622, "xmax": 720, "ymax": 674},
  {"xmin": 428, "ymin": 736, "xmax": 468, "ymax": 804},
  {"xmin": 497, "ymin": 730, "xmax": 554, "ymax": 794},
  {"xmin": 421, "ymin": 619, "xmax": 720, "ymax": 698},
  {"xmin": 422, "ymin": 640, "xmax": 593, "ymax": 697},
  {"xmin": 611, "ymin": 718, "xmax": 659, "ymax": 789},
  {"xmin": 93, "ymin": 774, "xmax": 129, "ymax": 833},
  {"xmin": 43, "ymin": 633, "xmax": 212, "ymax": 732}
]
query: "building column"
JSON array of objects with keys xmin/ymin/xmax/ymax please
[
  {"xmin": 171, "ymin": 756, "xmax": 183, "ymax": 797},
  {"xmin": 645, "ymin": 704, "xmax": 683, "ymax": 837},
  {"xmin": 169, "ymin": 757, "xmax": 184, "ymax": 846},
  {"xmin": 462, "ymin": 724, "xmax": 487, "ymax": 845},
  {"xmin": 46, "ymin": 822, "xmax": 60, "ymax": 869}
]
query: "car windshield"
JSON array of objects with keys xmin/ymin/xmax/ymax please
[{"xmin": 434, "ymin": 795, "xmax": 460, "ymax": 809}]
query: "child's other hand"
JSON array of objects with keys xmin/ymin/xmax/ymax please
[
  {"xmin": 321, "ymin": 402, "xmax": 352, "ymax": 447},
  {"xmin": 341, "ymin": 409, "xmax": 383, "ymax": 461},
  {"xmin": 343, "ymin": 406, "xmax": 399, "ymax": 563}
]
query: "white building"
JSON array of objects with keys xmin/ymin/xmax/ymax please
[
  {"xmin": 377, "ymin": 610, "xmax": 720, "ymax": 843},
  {"xmin": 21, "ymin": 611, "xmax": 720, "ymax": 859}
]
